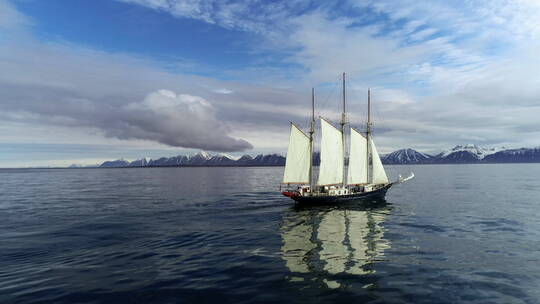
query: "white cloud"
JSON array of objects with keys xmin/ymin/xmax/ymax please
[
  {"xmin": 287, "ymin": 12, "xmax": 428, "ymax": 83},
  {"xmin": 213, "ymin": 88, "xmax": 233, "ymax": 94},
  {"xmin": 117, "ymin": 89, "xmax": 253, "ymax": 151}
]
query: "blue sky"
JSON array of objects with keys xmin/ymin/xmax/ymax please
[
  {"xmin": 14, "ymin": 1, "xmax": 269, "ymax": 73},
  {"xmin": 1, "ymin": 0, "xmax": 540, "ymax": 167}
]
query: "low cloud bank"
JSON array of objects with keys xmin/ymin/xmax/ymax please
[{"xmin": 115, "ymin": 90, "xmax": 253, "ymax": 151}]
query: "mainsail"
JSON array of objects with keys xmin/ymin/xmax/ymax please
[
  {"xmin": 369, "ymin": 137, "xmax": 389, "ymax": 184},
  {"xmin": 282, "ymin": 124, "xmax": 311, "ymax": 184},
  {"xmin": 347, "ymin": 128, "xmax": 368, "ymax": 185},
  {"xmin": 318, "ymin": 118, "xmax": 344, "ymax": 186}
]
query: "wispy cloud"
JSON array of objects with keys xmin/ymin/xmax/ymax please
[
  {"xmin": 286, "ymin": 12, "xmax": 428, "ymax": 82},
  {"xmin": 116, "ymin": 0, "xmax": 310, "ymax": 34},
  {"xmin": 0, "ymin": 0, "xmax": 30, "ymax": 30}
]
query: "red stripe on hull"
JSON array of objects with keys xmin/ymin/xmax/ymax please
[{"xmin": 282, "ymin": 191, "xmax": 300, "ymax": 198}]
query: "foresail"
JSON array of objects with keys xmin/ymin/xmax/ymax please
[
  {"xmin": 318, "ymin": 118, "xmax": 343, "ymax": 186},
  {"xmin": 282, "ymin": 124, "xmax": 311, "ymax": 184},
  {"xmin": 369, "ymin": 138, "xmax": 389, "ymax": 184},
  {"xmin": 347, "ymin": 128, "xmax": 367, "ymax": 184}
]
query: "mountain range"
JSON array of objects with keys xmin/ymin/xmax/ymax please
[
  {"xmin": 96, "ymin": 144, "xmax": 540, "ymax": 168},
  {"xmin": 99, "ymin": 152, "xmax": 286, "ymax": 167}
]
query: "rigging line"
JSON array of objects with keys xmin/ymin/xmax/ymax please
[
  {"xmin": 347, "ymin": 78, "xmax": 363, "ymax": 130},
  {"xmin": 342, "ymin": 74, "xmax": 368, "ymax": 131},
  {"xmin": 316, "ymin": 74, "xmax": 341, "ymax": 123},
  {"xmin": 372, "ymin": 97, "xmax": 387, "ymax": 136}
]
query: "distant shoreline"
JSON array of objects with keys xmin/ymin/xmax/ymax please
[{"xmin": 4, "ymin": 162, "xmax": 540, "ymax": 170}]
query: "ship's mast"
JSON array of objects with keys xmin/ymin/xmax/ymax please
[
  {"xmin": 341, "ymin": 73, "xmax": 347, "ymax": 188},
  {"xmin": 366, "ymin": 89, "xmax": 373, "ymax": 184},
  {"xmin": 309, "ymin": 88, "xmax": 315, "ymax": 191}
]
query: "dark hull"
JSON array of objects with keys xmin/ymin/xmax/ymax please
[{"xmin": 288, "ymin": 183, "xmax": 393, "ymax": 205}]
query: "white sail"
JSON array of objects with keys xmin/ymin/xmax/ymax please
[
  {"xmin": 369, "ymin": 137, "xmax": 389, "ymax": 184},
  {"xmin": 347, "ymin": 128, "xmax": 367, "ymax": 184},
  {"xmin": 282, "ymin": 124, "xmax": 311, "ymax": 184},
  {"xmin": 318, "ymin": 118, "xmax": 343, "ymax": 186}
]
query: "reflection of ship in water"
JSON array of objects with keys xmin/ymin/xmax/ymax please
[{"xmin": 281, "ymin": 201, "xmax": 391, "ymax": 288}]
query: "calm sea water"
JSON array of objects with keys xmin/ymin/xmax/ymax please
[{"xmin": 1, "ymin": 165, "xmax": 540, "ymax": 303}]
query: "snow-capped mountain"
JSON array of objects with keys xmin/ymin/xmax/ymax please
[
  {"xmin": 218, "ymin": 153, "xmax": 240, "ymax": 161},
  {"xmin": 484, "ymin": 147, "xmax": 540, "ymax": 163},
  {"xmin": 437, "ymin": 144, "xmax": 503, "ymax": 160},
  {"xmin": 235, "ymin": 155, "xmax": 254, "ymax": 165},
  {"xmin": 188, "ymin": 151, "xmax": 212, "ymax": 163},
  {"xmin": 99, "ymin": 151, "xmax": 285, "ymax": 167},
  {"xmin": 205, "ymin": 154, "xmax": 238, "ymax": 165},
  {"xmin": 382, "ymin": 148, "xmax": 432, "ymax": 164},
  {"xmin": 435, "ymin": 144, "xmax": 504, "ymax": 163},
  {"xmin": 379, "ymin": 145, "xmax": 515, "ymax": 164}
]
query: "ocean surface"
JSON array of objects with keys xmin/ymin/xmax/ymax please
[{"xmin": 1, "ymin": 164, "xmax": 540, "ymax": 303}]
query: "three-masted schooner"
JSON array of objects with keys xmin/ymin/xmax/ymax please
[{"xmin": 281, "ymin": 73, "xmax": 413, "ymax": 204}]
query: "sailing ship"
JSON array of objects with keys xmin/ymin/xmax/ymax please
[{"xmin": 281, "ymin": 73, "xmax": 413, "ymax": 204}]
